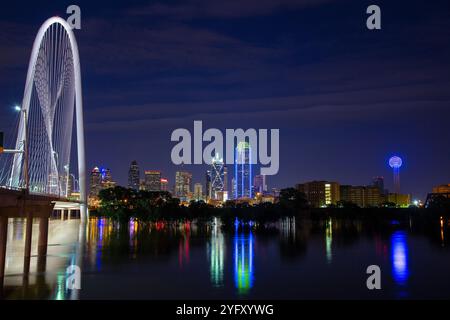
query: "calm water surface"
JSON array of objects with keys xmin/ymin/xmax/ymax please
[{"xmin": 2, "ymin": 216, "xmax": 450, "ymax": 299}]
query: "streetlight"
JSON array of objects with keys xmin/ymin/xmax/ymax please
[{"xmin": 15, "ymin": 105, "xmax": 29, "ymax": 193}]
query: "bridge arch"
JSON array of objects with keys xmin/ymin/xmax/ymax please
[{"xmin": 9, "ymin": 17, "xmax": 86, "ymax": 217}]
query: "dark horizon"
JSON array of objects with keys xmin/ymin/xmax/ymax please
[{"xmin": 1, "ymin": 0, "xmax": 450, "ymax": 200}]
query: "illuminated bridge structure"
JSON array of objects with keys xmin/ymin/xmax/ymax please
[{"xmin": 0, "ymin": 17, "xmax": 87, "ymax": 284}]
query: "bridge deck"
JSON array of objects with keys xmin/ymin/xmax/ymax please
[{"xmin": 0, "ymin": 188, "xmax": 79, "ymax": 218}]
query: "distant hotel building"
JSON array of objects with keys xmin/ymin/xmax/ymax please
[
  {"xmin": 234, "ymin": 142, "xmax": 253, "ymax": 199},
  {"xmin": 175, "ymin": 171, "xmax": 192, "ymax": 199},
  {"xmin": 128, "ymin": 160, "xmax": 140, "ymax": 190},
  {"xmin": 144, "ymin": 170, "xmax": 161, "ymax": 191},
  {"xmin": 296, "ymin": 181, "xmax": 340, "ymax": 207}
]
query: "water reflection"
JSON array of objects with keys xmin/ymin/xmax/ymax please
[
  {"xmin": 208, "ymin": 218, "xmax": 224, "ymax": 287},
  {"xmin": 325, "ymin": 218, "xmax": 333, "ymax": 264},
  {"xmin": 2, "ymin": 215, "xmax": 450, "ymax": 300},
  {"xmin": 234, "ymin": 230, "xmax": 254, "ymax": 295},
  {"xmin": 391, "ymin": 231, "xmax": 409, "ymax": 289},
  {"xmin": 178, "ymin": 222, "xmax": 190, "ymax": 268}
]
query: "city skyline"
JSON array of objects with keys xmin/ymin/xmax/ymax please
[{"xmin": 0, "ymin": 0, "xmax": 449, "ymax": 200}]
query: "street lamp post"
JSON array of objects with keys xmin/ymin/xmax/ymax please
[{"xmin": 8, "ymin": 105, "xmax": 29, "ymax": 193}]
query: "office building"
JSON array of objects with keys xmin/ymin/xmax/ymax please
[
  {"xmin": 160, "ymin": 178, "xmax": 169, "ymax": 192},
  {"xmin": 234, "ymin": 142, "xmax": 253, "ymax": 199},
  {"xmin": 175, "ymin": 171, "xmax": 192, "ymax": 199},
  {"xmin": 296, "ymin": 181, "xmax": 340, "ymax": 208},
  {"xmin": 144, "ymin": 170, "xmax": 161, "ymax": 191},
  {"xmin": 210, "ymin": 153, "xmax": 226, "ymax": 200},
  {"xmin": 254, "ymin": 175, "xmax": 267, "ymax": 194},
  {"xmin": 128, "ymin": 160, "xmax": 140, "ymax": 190},
  {"xmin": 340, "ymin": 185, "xmax": 381, "ymax": 208},
  {"xmin": 194, "ymin": 183, "xmax": 203, "ymax": 201}
]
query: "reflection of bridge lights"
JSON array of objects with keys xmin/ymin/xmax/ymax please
[
  {"xmin": 234, "ymin": 232, "xmax": 254, "ymax": 295},
  {"xmin": 391, "ymin": 231, "xmax": 409, "ymax": 286}
]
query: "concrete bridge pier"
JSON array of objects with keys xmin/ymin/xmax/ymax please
[{"xmin": 0, "ymin": 216, "xmax": 8, "ymax": 288}]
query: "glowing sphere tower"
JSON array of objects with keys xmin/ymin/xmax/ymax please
[{"xmin": 389, "ymin": 156, "xmax": 403, "ymax": 194}]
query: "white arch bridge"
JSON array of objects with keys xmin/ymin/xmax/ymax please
[
  {"xmin": 0, "ymin": 16, "xmax": 87, "ymax": 282},
  {"xmin": 0, "ymin": 16, "xmax": 86, "ymax": 213}
]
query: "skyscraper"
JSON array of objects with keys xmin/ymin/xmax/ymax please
[
  {"xmin": 194, "ymin": 183, "xmax": 203, "ymax": 201},
  {"xmin": 144, "ymin": 170, "xmax": 161, "ymax": 191},
  {"xmin": 89, "ymin": 167, "xmax": 102, "ymax": 197},
  {"xmin": 160, "ymin": 178, "xmax": 169, "ymax": 192},
  {"xmin": 210, "ymin": 153, "xmax": 226, "ymax": 200},
  {"xmin": 175, "ymin": 171, "xmax": 192, "ymax": 199},
  {"xmin": 90, "ymin": 167, "xmax": 116, "ymax": 197},
  {"xmin": 253, "ymin": 175, "xmax": 267, "ymax": 194},
  {"xmin": 234, "ymin": 142, "xmax": 253, "ymax": 199},
  {"xmin": 128, "ymin": 160, "xmax": 140, "ymax": 190},
  {"xmin": 206, "ymin": 169, "xmax": 212, "ymax": 200},
  {"xmin": 100, "ymin": 167, "xmax": 116, "ymax": 189}
]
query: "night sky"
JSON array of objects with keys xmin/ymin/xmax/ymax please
[{"xmin": 1, "ymin": 0, "xmax": 449, "ymax": 199}]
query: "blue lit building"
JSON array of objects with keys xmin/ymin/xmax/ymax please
[{"xmin": 234, "ymin": 142, "xmax": 253, "ymax": 199}]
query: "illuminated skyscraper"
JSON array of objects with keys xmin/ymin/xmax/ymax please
[
  {"xmin": 210, "ymin": 153, "xmax": 226, "ymax": 200},
  {"xmin": 175, "ymin": 171, "xmax": 192, "ymax": 199},
  {"xmin": 100, "ymin": 167, "xmax": 116, "ymax": 189},
  {"xmin": 89, "ymin": 167, "xmax": 102, "ymax": 197},
  {"xmin": 128, "ymin": 160, "xmax": 140, "ymax": 190},
  {"xmin": 194, "ymin": 183, "xmax": 203, "ymax": 201},
  {"xmin": 206, "ymin": 169, "xmax": 212, "ymax": 200},
  {"xmin": 234, "ymin": 142, "xmax": 253, "ymax": 199},
  {"xmin": 90, "ymin": 167, "xmax": 116, "ymax": 197},
  {"xmin": 144, "ymin": 170, "xmax": 161, "ymax": 191}
]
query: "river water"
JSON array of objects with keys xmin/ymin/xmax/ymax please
[{"xmin": 2, "ymin": 216, "xmax": 450, "ymax": 299}]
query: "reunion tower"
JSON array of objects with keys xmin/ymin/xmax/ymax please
[{"xmin": 389, "ymin": 156, "xmax": 403, "ymax": 194}]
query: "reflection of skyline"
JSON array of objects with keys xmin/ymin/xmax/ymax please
[
  {"xmin": 4, "ymin": 215, "xmax": 449, "ymax": 299},
  {"xmin": 391, "ymin": 231, "xmax": 409, "ymax": 293},
  {"xmin": 178, "ymin": 222, "xmax": 191, "ymax": 268},
  {"xmin": 208, "ymin": 218, "xmax": 225, "ymax": 287},
  {"xmin": 234, "ymin": 231, "xmax": 254, "ymax": 295},
  {"xmin": 325, "ymin": 218, "xmax": 333, "ymax": 264}
]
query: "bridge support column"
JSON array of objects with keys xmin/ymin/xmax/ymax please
[
  {"xmin": 23, "ymin": 213, "xmax": 33, "ymax": 275},
  {"xmin": 68, "ymin": 209, "xmax": 72, "ymax": 220},
  {"xmin": 0, "ymin": 216, "xmax": 8, "ymax": 285},
  {"xmin": 60, "ymin": 209, "xmax": 65, "ymax": 221},
  {"xmin": 37, "ymin": 217, "xmax": 49, "ymax": 273}
]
